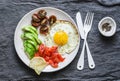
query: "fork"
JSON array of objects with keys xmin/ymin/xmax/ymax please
[{"xmin": 77, "ymin": 12, "xmax": 95, "ymax": 70}]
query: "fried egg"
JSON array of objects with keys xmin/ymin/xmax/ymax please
[{"xmin": 45, "ymin": 20, "xmax": 79, "ymax": 54}]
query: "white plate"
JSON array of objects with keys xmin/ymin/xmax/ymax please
[{"xmin": 14, "ymin": 7, "xmax": 80, "ymax": 72}]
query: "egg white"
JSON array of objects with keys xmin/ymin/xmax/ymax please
[{"xmin": 44, "ymin": 20, "xmax": 79, "ymax": 54}]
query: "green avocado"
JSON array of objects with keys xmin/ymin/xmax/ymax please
[
  {"xmin": 26, "ymin": 40, "xmax": 38, "ymax": 51},
  {"xmin": 28, "ymin": 25, "xmax": 38, "ymax": 34},
  {"xmin": 23, "ymin": 33, "xmax": 37, "ymax": 42},
  {"xmin": 24, "ymin": 41, "xmax": 36, "ymax": 51},
  {"xmin": 23, "ymin": 40, "xmax": 27, "ymax": 47},
  {"xmin": 22, "ymin": 26, "xmax": 38, "ymax": 36},
  {"xmin": 24, "ymin": 47, "xmax": 35, "ymax": 59},
  {"xmin": 21, "ymin": 25, "xmax": 42, "ymax": 59},
  {"xmin": 23, "ymin": 32, "xmax": 41, "ymax": 44},
  {"xmin": 32, "ymin": 34, "xmax": 41, "ymax": 44},
  {"xmin": 21, "ymin": 34, "xmax": 24, "ymax": 39},
  {"xmin": 36, "ymin": 39, "xmax": 42, "ymax": 44}
]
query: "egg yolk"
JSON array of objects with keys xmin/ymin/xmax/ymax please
[{"xmin": 54, "ymin": 31, "xmax": 68, "ymax": 46}]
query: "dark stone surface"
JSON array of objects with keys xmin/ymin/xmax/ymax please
[{"xmin": 0, "ymin": 0, "xmax": 120, "ymax": 81}]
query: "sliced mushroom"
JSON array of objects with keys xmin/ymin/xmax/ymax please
[
  {"xmin": 40, "ymin": 26, "xmax": 49, "ymax": 34},
  {"xmin": 40, "ymin": 17, "xmax": 48, "ymax": 26},
  {"xmin": 31, "ymin": 20, "xmax": 40, "ymax": 27},
  {"xmin": 32, "ymin": 14, "xmax": 40, "ymax": 22},
  {"xmin": 38, "ymin": 10, "xmax": 47, "ymax": 19},
  {"xmin": 49, "ymin": 15, "xmax": 57, "ymax": 25}
]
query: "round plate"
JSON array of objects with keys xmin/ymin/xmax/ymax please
[{"xmin": 14, "ymin": 7, "xmax": 80, "ymax": 72}]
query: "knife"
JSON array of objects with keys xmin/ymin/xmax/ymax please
[
  {"xmin": 76, "ymin": 12, "xmax": 85, "ymax": 70},
  {"xmin": 76, "ymin": 12, "xmax": 85, "ymax": 39}
]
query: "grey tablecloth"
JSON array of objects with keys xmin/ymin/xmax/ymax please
[{"xmin": 0, "ymin": 0, "xmax": 120, "ymax": 81}]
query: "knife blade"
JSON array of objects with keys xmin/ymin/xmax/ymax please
[{"xmin": 76, "ymin": 12, "xmax": 85, "ymax": 39}]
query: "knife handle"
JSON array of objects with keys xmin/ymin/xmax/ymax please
[
  {"xmin": 86, "ymin": 41, "xmax": 95, "ymax": 69},
  {"xmin": 77, "ymin": 41, "xmax": 85, "ymax": 70}
]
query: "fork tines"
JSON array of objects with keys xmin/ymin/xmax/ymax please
[{"xmin": 84, "ymin": 12, "xmax": 94, "ymax": 26}]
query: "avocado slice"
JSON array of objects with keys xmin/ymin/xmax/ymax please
[
  {"xmin": 24, "ymin": 47, "xmax": 35, "ymax": 59},
  {"xmin": 23, "ymin": 40, "xmax": 27, "ymax": 47},
  {"xmin": 26, "ymin": 40, "xmax": 38, "ymax": 51},
  {"xmin": 23, "ymin": 33, "xmax": 37, "ymax": 42},
  {"xmin": 36, "ymin": 39, "xmax": 42, "ymax": 44},
  {"xmin": 28, "ymin": 25, "xmax": 38, "ymax": 34},
  {"xmin": 26, "ymin": 43, "xmax": 36, "ymax": 52},
  {"xmin": 32, "ymin": 34, "xmax": 42, "ymax": 44},
  {"xmin": 23, "ymin": 32, "xmax": 41, "ymax": 44},
  {"xmin": 22, "ymin": 25, "xmax": 38, "ymax": 33},
  {"xmin": 24, "ymin": 41, "xmax": 36, "ymax": 51},
  {"xmin": 22, "ymin": 26, "xmax": 38, "ymax": 36},
  {"xmin": 21, "ymin": 34, "xmax": 24, "ymax": 39}
]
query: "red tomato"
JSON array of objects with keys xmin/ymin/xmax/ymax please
[
  {"xmin": 57, "ymin": 54, "xmax": 65, "ymax": 62},
  {"xmin": 51, "ymin": 53, "xmax": 58, "ymax": 60},
  {"xmin": 48, "ymin": 60, "xmax": 54, "ymax": 65},
  {"xmin": 34, "ymin": 52, "xmax": 39, "ymax": 57},
  {"xmin": 44, "ymin": 47, "xmax": 51, "ymax": 57},
  {"xmin": 37, "ymin": 44, "xmax": 65, "ymax": 68},
  {"xmin": 53, "ymin": 57, "xmax": 60, "ymax": 63},
  {"xmin": 50, "ymin": 46, "xmax": 58, "ymax": 53},
  {"xmin": 38, "ymin": 44, "xmax": 45, "ymax": 56},
  {"xmin": 44, "ymin": 56, "xmax": 50, "ymax": 62},
  {"xmin": 52, "ymin": 63, "xmax": 58, "ymax": 68}
]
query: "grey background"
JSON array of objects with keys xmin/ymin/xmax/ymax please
[{"xmin": 0, "ymin": 0, "xmax": 120, "ymax": 81}]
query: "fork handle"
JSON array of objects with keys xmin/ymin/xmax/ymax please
[
  {"xmin": 86, "ymin": 42, "xmax": 95, "ymax": 69},
  {"xmin": 77, "ymin": 40, "xmax": 85, "ymax": 70}
]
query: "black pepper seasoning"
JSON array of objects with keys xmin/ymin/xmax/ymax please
[{"xmin": 102, "ymin": 23, "xmax": 111, "ymax": 32}]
